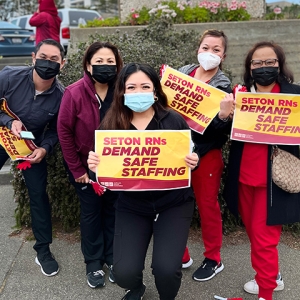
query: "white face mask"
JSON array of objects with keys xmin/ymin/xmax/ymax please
[{"xmin": 197, "ymin": 52, "xmax": 221, "ymax": 71}]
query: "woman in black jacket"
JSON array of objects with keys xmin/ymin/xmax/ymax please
[
  {"xmin": 224, "ymin": 41, "xmax": 300, "ymax": 300},
  {"xmin": 88, "ymin": 63, "xmax": 199, "ymax": 300}
]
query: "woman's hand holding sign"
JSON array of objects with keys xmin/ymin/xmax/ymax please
[
  {"xmin": 28, "ymin": 147, "xmax": 47, "ymax": 164},
  {"xmin": 185, "ymin": 152, "xmax": 199, "ymax": 170},
  {"xmin": 218, "ymin": 93, "xmax": 235, "ymax": 120},
  {"xmin": 88, "ymin": 151, "xmax": 100, "ymax": 174},
  {"xmin": 10, "ymin": 120, "xmax": 23, "ymax": 138}
]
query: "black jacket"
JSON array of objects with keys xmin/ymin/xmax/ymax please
[
  {"xmin": 0, "ymin": 66, "xmax": 64, "ymax": 153},
  {"xmin": 116, "ymin": 107, "xmax": 195, "ymax": 215},
  {"xmin": 223, "ymin": 80, "xmax": 300, "ymax": 225},
  {"xmin": 179, "ymin": 64, "xmax": 232, "ymax": 157}
]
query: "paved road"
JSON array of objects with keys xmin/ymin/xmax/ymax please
[{"xmin": 0, "ymin": 168, "xmax": 299, "ymax": 299}]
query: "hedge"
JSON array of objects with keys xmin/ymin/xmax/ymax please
[{"xmin": 12, "ymin": 18, "xmax": 300, "ymax": 235}]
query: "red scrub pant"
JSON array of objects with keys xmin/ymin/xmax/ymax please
[
  {"xmin": 238, "ymin": 182, "xmax": 282, "ymax": 300},
  {"xmin": 191, "ymin": 149, "xmax": 224, "ymax": 263}
]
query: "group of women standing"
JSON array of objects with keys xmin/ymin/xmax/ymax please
[{"xmin": 56, "ymin": 29, "xmax": 300, "ymax": 300}]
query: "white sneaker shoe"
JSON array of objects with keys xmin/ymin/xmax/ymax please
[
  {"xmin": 259, "ymin": 298, "xmax": 266, "ymax": 300},
  {"xmin": 244, "ymin": 274, "xmax": 284, "ymax": 294},
  {"xmin": 182, "ymin": 257, "xmax": 193, "ymax": 269}
]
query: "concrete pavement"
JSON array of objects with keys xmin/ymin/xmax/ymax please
[{"xmin": 0, "ymin": 168, "xmax": 299, "ymax": 299}]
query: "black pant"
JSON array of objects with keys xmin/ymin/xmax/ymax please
[
  {"xmin": 67, "ymin": 168, "xmax": 116, "ymax": 274},
  {"xmin": 113, "ymin": 198, "xmax": 194, "ymax": 300},
  {"xmin": 0, "ymin": 145, "xmax": 52, "ymax": 254}
]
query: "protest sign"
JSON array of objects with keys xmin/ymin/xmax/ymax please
[
  {"xmin": 161, "ymin": 66, "xmax": 226, "ymax": 134},
  {"xmin": 0, "ymin": 98, "xmax": 37, "ymax": 160},
  {"xmin": 231, "ymin": 92, "xmax": 300, "ymax": 144},
  {"xmin": 95, "ymin": 130, "xmax": 191, "ymax": 191}
]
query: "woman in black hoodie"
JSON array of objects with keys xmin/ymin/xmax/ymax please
[{"xmin": 88, "ymin": 63, "xmax": 199, "ymax": 300}]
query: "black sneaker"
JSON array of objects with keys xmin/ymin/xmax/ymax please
[
  {"xmin": 121, "ymin": 284, "xmax": 146, "ymax": 300},
  {"xmin": 107, "ymin": 265, "xmax": 115, "ymax": 283},
  {"xmin": 192, "ymin": 258, "xmax": 224, "ymax": 281},
  {"xmin": 35, "ymin": 252, "xmax": 59, "ymax": 277},
  {"xmin": 87, "ymin": 270, "xmax": 105, "ymax": 288}
]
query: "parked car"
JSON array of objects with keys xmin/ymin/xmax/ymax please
[
  {"xmin": 10, "ymin": 8, "xmax": 103, "ymax": 53},
  {"xmin": 0, "ymin": 21, "xmax": 35, "ymax": 57}
]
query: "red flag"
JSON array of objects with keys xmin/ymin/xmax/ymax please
[
  {"xmin": 89, "ymin": 180, "xmax": 106, "ymax": 196},
  {"xmin": 16, "ymin": 161, "xmax": 32, "ymax": 170}
]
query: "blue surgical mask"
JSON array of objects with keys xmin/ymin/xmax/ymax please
[{"xmin": 124, "ymin": 92, "xmax": 155, "ymax": 113}]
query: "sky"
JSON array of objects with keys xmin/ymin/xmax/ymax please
[{"xmin": 266, "ymin": 0, "xmax": 300, "ymax": 3}]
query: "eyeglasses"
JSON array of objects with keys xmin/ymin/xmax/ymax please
[{"xmin": 251, "ymin": 59, "xmax": 278, "ymax": 68}]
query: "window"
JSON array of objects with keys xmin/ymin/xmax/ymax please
[
  {"xmin": 19, "ymin": 17, "xmax": 27, "ymax": 29},
  {"xmin": 69, "ymin": 11, "xmax": 99, "ymax": 26}
]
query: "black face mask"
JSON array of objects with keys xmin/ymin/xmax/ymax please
[
  {"xmin": 34, "ymin": 59, "xmax": 60, "ymax": 80},
  {"xmin": 251, "ymin": 67, "xmax": 279, "ymax": 86},
  {"xmin": 91, "ymin": 65, "xmax": 117, "ymax": 84}
]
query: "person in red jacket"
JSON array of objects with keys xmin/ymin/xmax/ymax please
[
  {"xmin": 179, "ymin": 29, "xmax": 234, "ymax": 282},
  {"xmin": 224, "ymin": 41, "xmax": 300, "ymax": 300},
  {"xmin": 29, "ymin": 0, "xmax": 61, "ymax": 45}
]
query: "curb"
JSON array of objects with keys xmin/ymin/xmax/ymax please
[{"xmin": 0, "ymin": 162, "xmax": 13, "ymax": 185}]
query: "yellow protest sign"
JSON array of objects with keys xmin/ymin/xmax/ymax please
[
  {"xmin": 161, "ymin": 66, "xmax": 227, "ymax": 134},
  {"xmin": 95, "ymin": 130, "xmax": 191, "ymax": 191},
  {"xmin": 231, "ymin": 92, "xmax": 300, "ymax": 144},
  {"xmin": 0, "ymin": 98, "xmax": 37, "ymax": 160}
]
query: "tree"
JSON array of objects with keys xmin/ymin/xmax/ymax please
[{"xmin": 0, "ymin": 0, "xmax": 60, "ymax": 20}]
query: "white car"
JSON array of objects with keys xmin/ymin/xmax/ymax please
[{"xmin": 10, "ymin": 8, "xmax": 102, "ymax": 53}]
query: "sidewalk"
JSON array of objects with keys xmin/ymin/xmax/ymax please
[
  {"xmin": 0, "ymin": 160, "xmax": 12, "ymax": 185},
  {"xmin": 0, "ymin": 181, "xmax": 299, "ymax": 299}
]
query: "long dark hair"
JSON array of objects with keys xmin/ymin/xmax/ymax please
[
  {"xmin": 101, "ymin": 63, "xmax": 169, "ymax": 130},
  {"xmin": 82, "ymin": 41, "xmax": 123, "ymax": 76},
  {"xmin": 243, "ymin": 41, "xmax": 294, "ymax": 91},
  {"xmin": 198, "ymin": 29, "xmax": 228, "ymax": 70}
]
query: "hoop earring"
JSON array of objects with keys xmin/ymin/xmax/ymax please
[{"xmin": 154, "ymin": 95, "xmax": 158, "ymax": 102}]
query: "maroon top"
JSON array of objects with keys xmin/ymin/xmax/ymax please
[
  {"xmin": 239, "ymin": 83, "xmax": 280, "ymax": 187},
  {"xmin": 57, "ymin": 73, "xmax": 115, "ymax": 179}
]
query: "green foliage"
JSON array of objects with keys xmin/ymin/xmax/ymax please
[
  {"xmin": 84, "ymin": 17, "xmax": 121, "ymax": 27},
  {"xmin": 14, "ymin": 18, "xmax": 235, "ymax": 232},
  {"xmin": 221, "ymin": 7, "xmax": 251, "ymax": 22},
  {"xmin": 266, "ymin": 4, "xmax": 300, "ymax": 20},
  {"xmin": 12, "ymin": 144, "xmax": 80, "ymax": 231},
  {"xmin": 265, "ymin": 12, "xmax": 285, "ymax": 20},
  {"xmin": 182, "ymin": 6, "xmax": 210, "ymax": 23},
  {"xmin": 83, "ymin": 0, "xmax": 250, "ymax": 28},
  {"xmin": 123, "ymin": 7, "xmax": 151, "ymax": 25},
  {"xmin": 13, "ymin": 17, "xmax": 300, "ymax": 235},
  {"xmin": 70, "ymin": 18, "xmax": 200, "ymax": 74},
  {"xmin": 46, "ymin": 144, "xmax": 80, "ymax": 231},
  {"xmin": 287, "ymin": 4, "xmax": 300, "ymax": 19},
  {"xmin": 12, "ymin": 162, "xmax": 31, "ymax": 228}
]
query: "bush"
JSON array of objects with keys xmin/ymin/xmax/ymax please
[
  {"xmin": 13, "ymin": 18, "xmax": 236, "ymax": 233},
  {"xmin": 84, "ymin": 16, "xmax": 121, "ymax": 27},
  {"xmin": 12, "ymin": 144, "xmax": 80, "ymax": 231},
  {"xmin": 84, "ymin": 0, "xmax": 250, "ymax": 28},
  {"xmin": 13, "ymin": 17, "xmax": 300, "ymax": 235},
  {"xmin": 265, "ymin": 12, "xmax": 285, "ymax": 20},
  {"xmin": 266, "ymin": 3, "xmax": 300, "ymax": 20}
]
